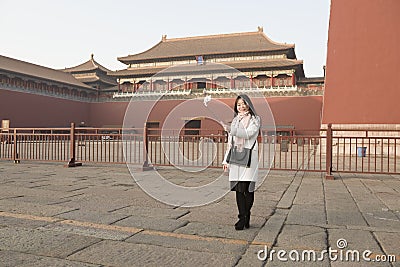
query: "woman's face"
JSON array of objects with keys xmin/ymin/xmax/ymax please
[{"xmin": 237, "ymin": 98, "xmax": 249, "ymax": 113}]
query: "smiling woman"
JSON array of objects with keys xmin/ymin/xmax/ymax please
[{"xmin": 222, "ymin": 94, "xmax": 261, "ymax": 230}]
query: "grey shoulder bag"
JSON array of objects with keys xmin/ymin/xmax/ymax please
[{"xmin": 226, "ymin": 138, "xmax": 256, "ymax": 168}]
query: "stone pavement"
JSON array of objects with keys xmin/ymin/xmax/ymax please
[{"xmin": 0, "ymin": 161, "xmax": 399, "ymax": 267}]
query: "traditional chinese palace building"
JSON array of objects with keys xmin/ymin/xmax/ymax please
[
  {"xmin": 62, "ymin": 54, "xmax": 117, "ymax": 91},
  {"xmin": 0, "ymin": 28, "xmax": 324, "ymax": 130},
  {"xmin": 110, "ymin": 27, "xmax": 323, "ymax": 98}
]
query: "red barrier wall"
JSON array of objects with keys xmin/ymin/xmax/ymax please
[
  {"xmin": 1, "ymin": 88, "xmax": 323, "ymax": 132},
  {"xmin": 0, "ymin": 89, "xmax": 89, "ymax": 128},
  {"xmin": 322, "ymin": 0, "xmax": 400, "ymax": 124}
]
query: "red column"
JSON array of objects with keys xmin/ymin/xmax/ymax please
[{"xmin": 292, "ymin": 74, "xmax": 296, "ymax": 86}]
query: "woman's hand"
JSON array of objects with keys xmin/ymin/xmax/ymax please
[
  {"xmin": 223, "ymin": 164, "xmax": 229, "ymax": 172},
  {"xmin": 221, "ymin": 121, "xmax": 230, "ymax": 132}
]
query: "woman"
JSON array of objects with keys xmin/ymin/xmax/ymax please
[{"xmin": 223, "ymin": 94, "xmax": 260, "ymax": 230}]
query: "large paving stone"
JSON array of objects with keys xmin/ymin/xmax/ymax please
[
  {"xmin": 275, "ymin": 224, "xmax": 327, "ymax": 251},
  {"xmin": 0, "ymin": 199, "xmax": 76, "ymax": 217},
  {"xmin": 373, "ymin": 232, "xmax": 400, "ymax": 264},
  {"xmin": 328, "ymin": 229, "xmax": 391, "ymax": 267},
  {"xmin": 67, "ymin": 239, "xmax": 240, "ymax": 266},
  {"xmin": 362, "ymin": 179, "xmax": 400, "ymax": 208},
  {"xmin": 111, "ymin": 205, "xmax": 189, "ymax": 219},
  {"xmin": 325, "ymin": 180, "xmax": 368, "ymax": 227},
  {"xmin": 286, "ymin": 204, "xmax": 326, "ymax": 226},
  {"xmin": 382, "ymin": 178, "xmax": 400, "ymax": 194},
  {"xmin": 36, "ymin": 184, "xmax": 91, "ymax": 193},
  {"xmin": 59, "ymin": 195, "xmax": 141, "ymax": 213},
  {"xmin": 252, "ymin": 199, "xmax": 277, "ymax": 218},
  {"xmin": 326, "ymin": 210, "xmax": 368, "ymax": 227},
  {"xmin": 182, "ymin": 204, "xmax": 236, "ymax": 224},
  {"xmin": 184, "ymin": 209, "xmax": 266, "ymax": 228},
  {"xmin": 63, "ymin": 188, "xmax": 170, "ymax": 210},
  {"xmin": 0, "ymin": 214, "xmax": 52, "ymax": 229},
  {"xmin": 39, "ymin": 221, "xmax": 138, "ymax": 241},
  {"xmin": 0, "ymin": 184, "xmax": 77, "ymax": 199},
  {"xmin": 113, "ymin": 215, "xmax": 188, "ymax": 232},
  {"xmin": 362, "ymin": 211, "xmax": 400, "ymax": 231},
  {"xmin": 8, "ymin": 195, "xmax": 74, "ymax": 206},
  {"xmin": 180, "ymin": 197, "xmax": 270, "ymax": 226},
  {"xmin": 126, "ymin": 231, "xmax": 247, "ymax": 255},
  {"xmin": 375, "ymin": 192, "xmax": 400, "ymax": 212},
  {"xmin": 0, "ymin": 250, "xmax": 101, "ymax": 267},
  {"xmin": 175, "ymin": 221, "xmax": 258, "ymax": 241},
  {"xmin": 236, "ymin": 244, "xmax": 265, "ymax": 267},
  {"xmin": 0, "ymin": 227, "xmax": 100, "ymax": 258},
  {"xmin": 293, "ymin": 176, "xmax": 324, "ymax": 205},
  {"xmin": 343, "ymin": 179, "xmax": 400, "ymax": 224},
  {"xmin": 276, "ymin": 172, "xmax": 303, "ymax": 209},
  {"xmin": 253, "ymin": 209, "xmax": 288, "ymax": 245},
  {"xmin": 57, "ymin": 209, "xmax": 130, "ymax": 225},
  {"xmin": 258, "ymin": 176, "xmax": 293, "ymax": 190}
]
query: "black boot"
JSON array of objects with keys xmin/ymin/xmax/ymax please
[
  {"xmin": 235, "ymin": 191, "xmax": 246, "ymax": 230},
  {"xmin": 244, "ymin": 191, "xmax": 254, "ymax": 229},
  {"xmin": 244, "ymin": 213, "xmax": 250, "ymax": 229}
]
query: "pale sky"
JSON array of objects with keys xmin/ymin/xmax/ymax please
[{"xmin": 0, "ymin": 0, "xmax": 330, "ymax": 77}]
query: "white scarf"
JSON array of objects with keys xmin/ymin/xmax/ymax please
[{"xmin": 234, "ymin": 112, "xmax": 251, "ymax": 151}]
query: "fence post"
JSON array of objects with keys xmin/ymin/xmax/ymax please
[
  {"xmin": 67, "ymin": 122, "xmax": 82, "ymax": 167},
  {"xmin": 13, "ymin": 129, "xmax": 20, "ymax": 163},
  {"xmin": 325, "ymin": 123, "xmax": 334, "ymax": 180},
  {"xmin": 142, "ymin": 122, "xmax": 153, "ymax": 171}
]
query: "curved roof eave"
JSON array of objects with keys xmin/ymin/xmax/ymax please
[
  {"xmin": 63, "ymin": 55, "xmax": 112, "ymax": 73},
  {"xmin": 118, "ymin": 40, "xmax": 164, "ymax": 64},
  {"xmin": 0, "ymin": 55, "xmax": 94, "ymax": 90},
  {"xmin": 117, "ymin": 30, "xmax": 294, "ymax": 64}
]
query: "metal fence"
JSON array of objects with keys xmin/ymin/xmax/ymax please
[
  {"xmin": 1, "ymin": 123, "xmax": 400, "ymax": 177},
  {"xmin": 0, "ymin": 128, "xmax": 71, "ymax": 163},
  {"xmin": 329, "ymin": 129, "xmax": 400, "ymax": 174}
]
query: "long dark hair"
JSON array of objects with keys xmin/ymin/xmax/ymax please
[{"xmin": 233, "ymin": 94, "xmax": 257, "ymax": 117}]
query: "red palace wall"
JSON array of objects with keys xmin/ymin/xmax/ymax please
[
  {"xmin": 90, "ymin": 96, "xmax": 322, "ymax": 133},
  {"xmin": 0, "ymin": 89, "xmax": 89, "ymax": 128},
  {"xmin": 89, "ymin": 101, "xmax": 129, "ymax": 127},
  {"xmin": 267, "ymin": 96, "xmax": 322, "ymax": 134},
  {"xmin": 1, "ymin": 87, "xmax": 323, "ymax": 132},
  {"xmin": 322, "ymin": 0, "xmax": 400, "ymax": 124}
]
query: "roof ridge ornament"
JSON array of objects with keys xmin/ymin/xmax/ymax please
[
  {"xmin": 257, "ymin": 26, "xmax": 263, "ymax": 32},
  {"xmin": 162, "ymin": 35, "xmax": 167, "ymax": 41}
]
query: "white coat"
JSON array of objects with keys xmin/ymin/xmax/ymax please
[{"xmin": 223, "ymin": 115, "xmax": 260, "ymax": 182}]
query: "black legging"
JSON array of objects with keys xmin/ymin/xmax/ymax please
[{"xmin": 236, "ymin": 191, "xmax": 254, "ymax": 218}]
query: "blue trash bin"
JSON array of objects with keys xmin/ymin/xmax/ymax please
[{"xmin": 357, "ymin": 147, "xmax": 367, "ymax": 157}]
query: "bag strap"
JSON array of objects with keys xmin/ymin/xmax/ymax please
[{"xmin": 250, "ymin": 139, "xmax": 257, "ymax": 150}]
